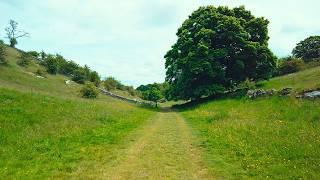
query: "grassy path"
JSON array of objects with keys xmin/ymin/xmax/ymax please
[{"xmin": 103, "ymin": 111, "xmax": 212, "ymax": 179}]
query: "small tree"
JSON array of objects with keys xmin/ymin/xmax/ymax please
[
  {"xmin": 5, "ymin": 20, "xmax": 29, "ymax": 47},
  {"xmin": 81, "ymin": 83, "xmax": 99, "ymax": 99},
  {"xmin": 143, "ymin": 88, "xmax": 163, "ymax": 107},
  {"xmin": 293, "ymin": 36, "xmax": 320, "ymax": 61},
  {"xmin": 44, "ymin": 55, "xmax": 59, "ymax": 74},
  {"xmin": 17, "ymin": 52, "xmax": 31, "ymax": 67},
  {"xmin": 0, "ymin": 40, "xmax": 7, "ymax": 65}
]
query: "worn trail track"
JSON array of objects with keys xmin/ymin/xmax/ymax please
[{"xmin": 103, "ymin": 111, "xmax": 213, "ymax": 179}]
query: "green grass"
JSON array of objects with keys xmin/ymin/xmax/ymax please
[
  {"xmin": 259, "ymin": 66, "xmax": 320, "ymax": 91},
  {"xmin": 180, "ymin": 97, "xmax": 320, "ymax": 179},
  {"xmin": 178, "ymin": 67, "xmax": 320, "ymax": 179},
  {"xmin": 0, "ymin": 46, "xmax": 157, "ymax": 178},
  {"xmin": 0, "ymin": 88, "xmax": 155, "ymax": 178}
]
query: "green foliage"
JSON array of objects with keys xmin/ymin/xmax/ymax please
[
  {"xmin": 0, "ymin": 40, "xmax": 7, "ymax": 65},
  {"xmin": 103, "ymin": 77, "xmax": 121, "ymax": 91},
  {"xmin": 278, "ymin": 59, "xmax": 304, "ymax": 75},
  {"xmin": 89, "ymin": 71, "xmax": 101, "ymax": 87},
  {"xmin": 293, "ymin": 36, "xmax": 320, "ymax": 60},
  {"xmin": 72, "ymin": 69, "xmax": 87, "ymax": 84},
  {"xmin": 59, "ymin": 60, "xmax": 79, "ymax": 76},
  {"xmin": 17, "ymin": 52, "xmax": 31, "ymax": 67},
  {"xmin": 238, "ymin": 78, "xmax": 256, "ymax": 90},
  {"xmin": 9, "ymin": 38, "xmax": 17, "ymax": 48},
  {"xmin": 165, "ymin": 5, "xmax": 276, "ymax": 100},
  {"xmin": 137, "ymin": 82, "xmax": 169, "ymax": 100},
  {"xmin": 39, "ymin": 52, "xmax": 101, "ymax": 85},
  {"xmin": 142, "ymin": 87, "xmax": 163, "ymax": 106},
  {"xmin": 43, "ymin": 54, "xmax": 59, "ymax": 74},
  {"xmin": 80, "ymin": 83, "xmax": 99, "ymax": 98},
  {"xmin": 27, "ymin": 51, "xmax": 39, "ymax": 59}
]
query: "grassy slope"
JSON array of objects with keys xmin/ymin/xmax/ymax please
[
  {"xmin": 0, "ymin": 47, "xmax": 156, "ymax": 178},
  {"xmin": 259, "ymin": 66, "xmax": 320, "ymax": 91},
  {"xmin": 180, "ymin": 67, "xmax": 320, "ymax": 179}
]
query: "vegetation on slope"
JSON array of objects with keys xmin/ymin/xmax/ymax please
[
  {"xmin": 259, "ymin": 66, "xmax": 320, "ymax": 91},
  {"xmin": 178, "ymin": 67, "xmax": 320, "ymax": 179},
  {"xmin": 0, "ymin": 42, "xmax": 157, "ymax": 178}
]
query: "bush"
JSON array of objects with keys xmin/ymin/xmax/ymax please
[
  {"xmin": 81, "ymin": 84, "xmax": 99, "ymax": 99},
  {"xmin": 0, "ymin": 41, "xmax": 7, "ymax": 65},
  {"xmin": 17, "ymin": 52, "xmax": 31, "ymax": 67},
  {"xmin": 278, "ymin": 59, "xmax": 304, "ymax": 75},
  {"xmin": 103, "ymin": 77, "xmax": 120, "ymax": 91},
  {"xmin": 35, "ymin": 69, "xmax": 46, "ymax": 77},
  {"xmin": 72, "ymin": 69, "xmax": 87, "ymax": 84},
  {"xmin": 27, "ymin": 51, "xmax": 39, "ymax": 59},
  {"xmin": 42, "ymin": 54, "xmax": 60, "ymax": 74},
  {"xmin": 238, "ymin": 78, "xmax": 256, "ymax": 90}
]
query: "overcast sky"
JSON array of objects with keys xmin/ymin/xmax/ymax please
[{"xmin": 0, "ymin": 0, "xmax": 319, "ymax": 87}]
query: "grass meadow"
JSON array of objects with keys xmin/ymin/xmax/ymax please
[
  {"xmin": 0, "ymin": 88, "xmax": 155, "ymax": 178},
  {"xmin": 179, "ymin": 67, "xmax": 320, "ymax": 179}
]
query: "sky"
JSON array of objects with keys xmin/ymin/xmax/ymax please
[{"xmin": 0, "ymin": 0, "xmax": 319, "ymax": 87}]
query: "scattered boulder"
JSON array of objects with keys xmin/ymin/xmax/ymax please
[
  {"xmin": 247, "ymin": 88, "xmax": 277, "ymax": 99},
  {"xmin": 65, "ymin": 80, "xmax": 72, "ymax": 85},
  {"xmin": 266, "ymin": 89, "xmax": 277, "ymax": 96},
  {"xmin": 297, "ymin": 89, "xmax": 320, "ymax": 99},
  {"xmin": 278, "ymin": 87, "xmax": 293, "ymax": 96},
  {"xmin": 247, "ymin": 89, "xmax": 266, "ymax": 99},
  {"xmin": 36, "ymin": 75, "xmax": 45, "ymax": 79},
  {"xmin": 304, "ymin": 91, "xmax": 320, "ymax": 98}
]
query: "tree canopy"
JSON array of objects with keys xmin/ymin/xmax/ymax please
[
  {"xmin": 292, "ymin": 36, "xmax": 320, "ymax": 60},
  {"xmin": 165, "ymin": 6, "xmax": 276, "ymax": 100}
]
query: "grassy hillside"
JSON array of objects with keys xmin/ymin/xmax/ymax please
[
  {"xmin": 0, "ymin": 46, "xmax": 83, "ymax": 98},
  {"xmin": 179, "ymin": 67, "xmax": 320, "ymax": 179},
  {"xmin": 259, "ymin": 66, "xmax": 320, "ymax": 91},
  {"xmin": 0, "ymin": 46, "xmax": 157, "ymax": 178}
]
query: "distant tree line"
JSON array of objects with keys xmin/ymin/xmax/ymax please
[
  {"xmin": 19, "ymin": 51, "xmax": 101, "ymax": 86},
  {"xmin": 276, "ymin": 36, "xmax": 320, "ymax": 76}
]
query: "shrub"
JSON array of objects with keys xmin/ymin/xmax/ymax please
[
  {"xmin": 0, "ymin": 41, "xmax": 7, "ymax": 65},
  {"xmin": 103, "ymin": 77, "xmax": 120, "ymax": 91},
  {"xmin": 278, "ymin": 59, "xmax": 304, "ymax": 75},
  {"xmin": 35, "ymin": 69, "xmax": 46, "ymax": 77},
  {"xmin": 44, "ymin": 55, "xmax": 59, "ymax": 74},
  {"xmin": 81, "ymin": 83, "xmax": 99, "ymax": 99},
  {"xmin": 17, "ymin": 52, "xmax": 31, "ymax": 67},
  {"xmin": 27, "ymin": 51, "xmax": 39, "ymax": 59},
  {"xmin": 238, "ymin": 78, "xmax": 256, "ymax": 90},
  {"xmin": 72, "ymin": 69, "xmax": 87, "ymax": 84}
]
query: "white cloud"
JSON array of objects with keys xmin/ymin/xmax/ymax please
[{"xmin": 0, "ymin": 0, "xmax": 319, "ymax": 86}]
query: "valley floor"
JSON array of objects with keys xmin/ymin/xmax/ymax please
[{"xmin": 102, "ymin": 111, "xmax": 213, "ymax": 179}]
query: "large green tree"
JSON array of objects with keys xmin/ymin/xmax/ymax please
[
  {"xmin": 292, "ymin": 36, "xmax": 320, "ymax": 61},
  {"xmin": 165, "ymin": 6, "xmax": 276, "ymax": 100}
]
